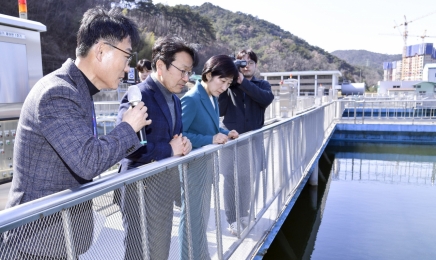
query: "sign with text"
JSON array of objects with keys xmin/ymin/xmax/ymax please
[{"xmin": 0, "ymin": 31, "xmax": 26, "ymax": 40}]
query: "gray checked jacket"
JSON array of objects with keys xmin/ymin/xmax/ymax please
[{"xmin": 3, "ymin": 59, "xmax": 142, "ymax": 258}]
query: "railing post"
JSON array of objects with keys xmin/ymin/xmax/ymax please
[
  {"xmin": 248, "ymin": 135, "xmax": 256, "ymax": 226},
  {"xmin": 354, "ymin": 101, "xmax": 357, "ymax": 124},
  {"xmin": 233, "ymin": 145, "xmax": 241, "ymax": 238},
  {"xmin": 61, "ymin": 209, "xmax": 77, "ymax": 260},
  {"xmin": 136, "ymin": 180, "xmax": 150, "ymax": 260},
  {"xmin": 270, "ymin": 128, "xmax": 275, "ymax": 195},
  {"xmin": 335, "ymin": 100, "xmax": 342, "ymax": 119},
  {"xmin": 213, "ymin": 152, "xmax": 224, "ymax": 260},
  {"xmin": 181, "ymin": 163, "xmax": 194, "ymax": 259},
  {"xmin": 378, "ymin": 101, "xmax": 382, "ymax": 119},
  {"xmin": 386, "ymin": 102, "xmax": 388, "ymax": 119},
  {"xmin": 413, "ymin": 106, "xmax": 416, "ymax": 124}
]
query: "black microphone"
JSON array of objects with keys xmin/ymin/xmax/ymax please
[{"xmin": 127, "ymin": 85, "xmax": 147, "ymax": 145}]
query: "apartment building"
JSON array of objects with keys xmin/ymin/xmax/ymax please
[
  {"xmin": 383, "ymin": 43, "xmax": 436, "ymax": 81},
  {"xmin": 383, "ymin": 60, "xmax": 402, "ymax": 81}
]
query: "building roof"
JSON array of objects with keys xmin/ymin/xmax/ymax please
[
  {"xmin": 388, "ymin": 88, "xmax": 415, "ymax": 91},
  {"xmin": 413, "ymin": 82, "xmax": 436, "ymax": 87},
  {"xmin": 260, "ymin": 70, "xmax": 342, "ymax": 77},
  {"xmin": 423, "ymin": 63, "xmax": 436, "ymax": 69},
  {"xmin": 0, "ymin": 14, "xmax": 46, "ymax": 32}
]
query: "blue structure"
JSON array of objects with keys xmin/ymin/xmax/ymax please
[
  {"xmin": 405, "ymin": 43, "xmax": 436, "ymax": 59},
  {"xmin": 383, "ymin": 61, "xmax": 399, "ymax": 70}
]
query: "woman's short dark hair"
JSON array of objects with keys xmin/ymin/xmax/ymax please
[
  {"xmin": 151, "ymin": 35, "xmax": 199, "ymax": 70},
  {"xmin": 236, "ymin": 49, "xmax": 258, "ymax": 64},
  {"xmin": 136, "ymin": 59, "xmax": 152, "ymax": 72},
  {"xmin": 201, "ymin": 55, "xmax": 239, "ymax": 83},
  {"xmin": 76, "ymin": 7, "xmax": 140, "ymax": 57}
]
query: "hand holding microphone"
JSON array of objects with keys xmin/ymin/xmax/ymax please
[{"xmin": 123, "ymin": 85, "xmax": 151, "ymax": 145}]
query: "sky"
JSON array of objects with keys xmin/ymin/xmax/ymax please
[{"xmin": 153, "ymin": 0, "xmax": 436, "ymax": 55}]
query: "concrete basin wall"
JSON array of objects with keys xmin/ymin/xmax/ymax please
[{"xmin": 332, "ymin": 123, "xmax": 436, "ymax": 144}]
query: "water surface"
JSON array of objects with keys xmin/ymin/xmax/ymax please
[{"xmin": 264, "ymin": 142, "xmax": 436, "ymax": 260}]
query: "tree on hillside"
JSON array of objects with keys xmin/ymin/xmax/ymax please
[{"xmin": 135, "ymin": 30, "xmax": 155, "ymax": 61}]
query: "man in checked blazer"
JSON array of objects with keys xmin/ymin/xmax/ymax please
[
  {"xmin": 117, "ymin": 35, "xmax": 196, "ymax": 260},
  {"xmin": 3, "ymin": 7, "xmax": 151, "ymax": 259}
]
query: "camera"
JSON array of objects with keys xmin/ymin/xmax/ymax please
[
  {"xmin": 234, "ymin": 59, "xmax": 247, "ymax": 69},
  {"xmin": 229, "ymin": 54, "xmax": 247, "ymax": 69}
]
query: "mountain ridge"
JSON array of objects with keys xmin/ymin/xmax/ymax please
[{"xmin": 331, "ymin": 50, "xmax": 402, "ymax": 69}]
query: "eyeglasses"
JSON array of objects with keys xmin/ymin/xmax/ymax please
[
  {"xmin": 170, "ymin": 63, "xmax": 195, "ymax": 78},
  {"xmin": 103, "ymin": 42, "xmax": 134, "ymax": 63},
  {"xmin": 245, "ymin": 60, "xmax": 256, "ymax": 66}
]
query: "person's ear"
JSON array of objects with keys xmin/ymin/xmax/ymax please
[
  {"xmin": 95, "ymin": 42, "xmax": 103, "ymax": 62},
  {"xmin": 156, "ymin": 60, "xmax": 165, "ymax": 75},
  {"xmin": 205, "ymin": 72, "xmax": 212, "ymax": 82}
]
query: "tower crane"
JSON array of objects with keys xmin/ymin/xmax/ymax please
[
  {"xmin": 393, "ymin": 10, "xmax": 436, "ymax": 58},
  {"xmin": 417, "ymin": 30, "xmax": 436, "ymax": 43},
  {"xmin": 380, "ymin": 29, "xmax": 436, "ymax": 44}
]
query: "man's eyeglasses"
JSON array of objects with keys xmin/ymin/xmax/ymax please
[
  {"xmin": 103, "ymin": 42, "xmax": 134, "ymax": 63},
  {"xmin": 170, "ymin": 63, "xmax": 195, "ymax": 78},
  {"xmin": 245, "ymin": 60, "xmax": 256, "ymax": 66}
]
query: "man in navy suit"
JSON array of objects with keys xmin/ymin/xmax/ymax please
[
  {"xmin": 3, "ymin": 7, "xmax": 151, "ymax": 259},
  {"xmin": 117, "ymin": 35, "xmax": 197, "ymax": 260}
]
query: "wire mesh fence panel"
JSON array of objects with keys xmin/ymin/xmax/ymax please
[
  {"xmin": 82, "ymin": 192, "xmax": 124, "ymax": 260},
  {"xmin": 263, "ymin": 129, "xmax": 277, "ymax": 202},
  {"xmin": 180, "ymin": 153, "xmax": 217, "ymax": 260},
  {"xmin": 251, "ymin": 132, "xmax": 270, "ymax": 218},
  {"xmin": 1, "ymin": 199, "xmax": 95, "ymax": 259}
]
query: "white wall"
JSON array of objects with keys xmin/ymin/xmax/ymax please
[
  {"xmin": 423, "ymin": 64, "xmax": 436, "ymax": 82},
  {"xmin": 377, "ymin": 81, "xmax": 421, "ymax": 95}
]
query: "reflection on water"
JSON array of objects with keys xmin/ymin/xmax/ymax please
[
  {"xmin": 329, "ymin": 141, "xmax": 436, "ymax": 186},
  {"xmin": 263, "ymin": 141, "xmax": 436, "ymax": 260}
]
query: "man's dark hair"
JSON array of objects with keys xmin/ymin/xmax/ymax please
[
  {"xmin": 151, "ymin": 35, "xmax": 199, "ymax": 70},
  {"xmin": 76, "ymin": 7, "xmax": 140, "ymax": 57},
  {"xmin": 136, "ymin": 59, "xmax": 152, "ymax": 72},
  {"xmin": 201, "ymin": 55, "xmax": 238, "ymax": 83},
  {"xmin": 236, "ymin": 49, "xmax": 258, "ymax": 64}
]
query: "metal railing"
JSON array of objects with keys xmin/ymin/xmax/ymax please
[
  {"xmin": 3, "ymin": 94, "xmax": 436, "ymax": 259},
  {"xmin": 264, "ymin": 96, "xmax": 318, "ymax": 122},
  {"xmin": 0, "ymin": 102, "xmax": 337, "ymax": 260},
  {"xmin": 337, "ymin": 99, "xmax": 436, "ymax": 124}
]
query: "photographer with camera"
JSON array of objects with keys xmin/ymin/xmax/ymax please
[{"xmin": 218, "ymin": 49, "xmax": 274, "ymax": 235}]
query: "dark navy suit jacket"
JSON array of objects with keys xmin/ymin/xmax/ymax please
[
  {"xmin": 117, "ymin": 76, "xmax": 183, "ymax": 170},
  {"xmin": 218, "ymin": 76, "xmax": 274, "ymax": 134}
]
